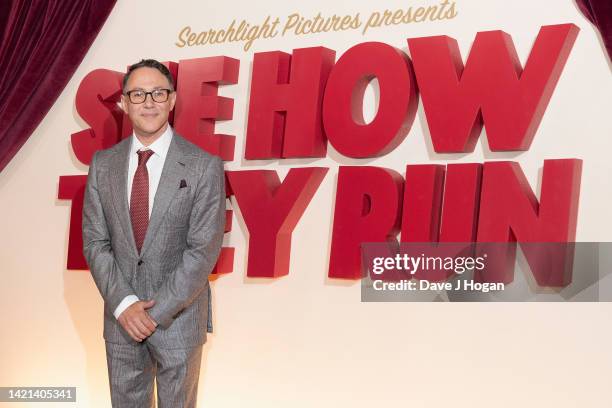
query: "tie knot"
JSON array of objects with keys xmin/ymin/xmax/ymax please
[{"xmin": 137, "ymin": 149, "xmax": 154, "ymax": 166}]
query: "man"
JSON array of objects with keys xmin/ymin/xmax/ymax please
[{"xmin": 82, "ymin": 59, "xmax": 226, "ymax": 407}]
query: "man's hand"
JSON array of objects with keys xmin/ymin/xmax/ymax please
[{"xmin": 117, "ymin": 299, "xmax": 158, "ymax": 342}]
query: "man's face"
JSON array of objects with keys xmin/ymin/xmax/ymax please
[{"xmin": 121, "ymin": 67, "xmax": 176, "ymax": 139}]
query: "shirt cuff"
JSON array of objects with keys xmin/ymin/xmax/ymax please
[{"xmin": 113, "ymin": 295, "xmax": 140, "ymax": 319}]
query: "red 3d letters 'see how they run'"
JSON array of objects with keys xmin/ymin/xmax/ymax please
[{"xmin": 59, "ymin": 23, "xmax": 582, "ymax": 287}]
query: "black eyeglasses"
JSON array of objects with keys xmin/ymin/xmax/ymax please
[{"xmin": 125, "ymin": 88, "xmax": 173, "ymax": 104}]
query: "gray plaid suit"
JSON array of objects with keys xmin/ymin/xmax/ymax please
[{"xmin": 82, "ymin": 131, "xmax": 225, "ymax": 407}]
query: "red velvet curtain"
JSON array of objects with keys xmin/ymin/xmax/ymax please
[
  {"xmin": 576, "ymin": 0, "xmax": 612, "ymax": 62},
  {"xmin": 0, "ymin": 0, "xmax": 116, "ymax": 173}
]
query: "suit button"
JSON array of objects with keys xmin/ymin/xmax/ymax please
[{"xmin": 138, "ymin": 260, "xmax": 144, "ymax": 266}]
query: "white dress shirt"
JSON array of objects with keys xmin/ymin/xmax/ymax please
[{"xmin": 113, "ymin": 126, "xmax": 173, "ymax": 319}]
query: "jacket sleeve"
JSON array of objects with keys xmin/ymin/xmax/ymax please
[
  {"xmin": 82, "ymin": 152, "xmax": 136, "ymax": 314},
  {"xmin": 148, "ymin": 155, "xmax": 225, "ymax": 329}
]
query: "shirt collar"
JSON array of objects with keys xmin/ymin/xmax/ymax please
[{"xmin": 130, "ymin": 125, "xmax": 173, "ymax": 160}]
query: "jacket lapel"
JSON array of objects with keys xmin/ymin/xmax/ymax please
[
  {"xmin": 108, "ymin": 138, "xmax": 139, "ymax": 257},
  {"xmin": 140, "ymin": 134, "xmax": 187, "ymax": 257}
]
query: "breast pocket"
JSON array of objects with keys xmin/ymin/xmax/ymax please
[{"xmin": 165, "ymin": 187, "xmax": 193, "ymax": 228}]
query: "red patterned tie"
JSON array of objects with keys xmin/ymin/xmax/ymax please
[{"xmin": 130, "ymin": 149, "xmax": 154, "ymax": 253}]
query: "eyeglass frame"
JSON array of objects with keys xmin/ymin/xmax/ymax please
[{"xmin": 124, "ymin": 88, "xmax": 174, "ymax": 104}]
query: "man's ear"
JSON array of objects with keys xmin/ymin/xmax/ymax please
[
  {"xmin": 168, "ymin": 91, "xmax": 177, "ymax": 111},
  {"xmin": 120, "ymin": 94, "xmax": 129, "ymax": 114}
]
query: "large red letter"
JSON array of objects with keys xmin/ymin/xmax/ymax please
[
  {"xmin": 408, "ymin": 24, "xmax": 579, "ymax": 152},
  {"xmin": 329, "ymin": 167, "xmax": 404, "ymax": 279},
  {"xmin": 58, "ymin": 175, "xmax": 88, "ymax": 269},
  {"xmin": 476, "ymin": 159, "xmax": 582, "ymax": 285},
  {"xmin": 227, "ymin": 168, "xmax": 328, "ymax": 277},
  {"xmin": 70, "ymin": 69, "xmax": 125, "ymax": 165},
  {"xmin": 401, "ymin": 164, "xmax": 482, "ymax": 281},
  {"xmin": 323, "ymin": 42, "xmax": 418, "ymax": 158},
  {"xmin": 402, "ymin": 163, "xmax": 482, "ymax": 242},
  {"xmin": 245, "ymin": 47, "xmax": 335, "ymax": 159},
  {"xmin": 173, "ymin": 56, "xmax": 239, "ymax": 161}
]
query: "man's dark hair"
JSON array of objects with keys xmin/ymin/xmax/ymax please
[{"xmin": 122, "ymin": 59, "xmax": 175, "ymax": 93}]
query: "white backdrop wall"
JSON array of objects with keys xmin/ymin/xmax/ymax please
[{"xmin": 1, "ymin": 0, "xmax": 611, "ymax": 406}]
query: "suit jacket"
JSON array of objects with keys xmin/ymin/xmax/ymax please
[{"xmin": 82, "ymin": 131, "xmax": 225, "ymax": 349}]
